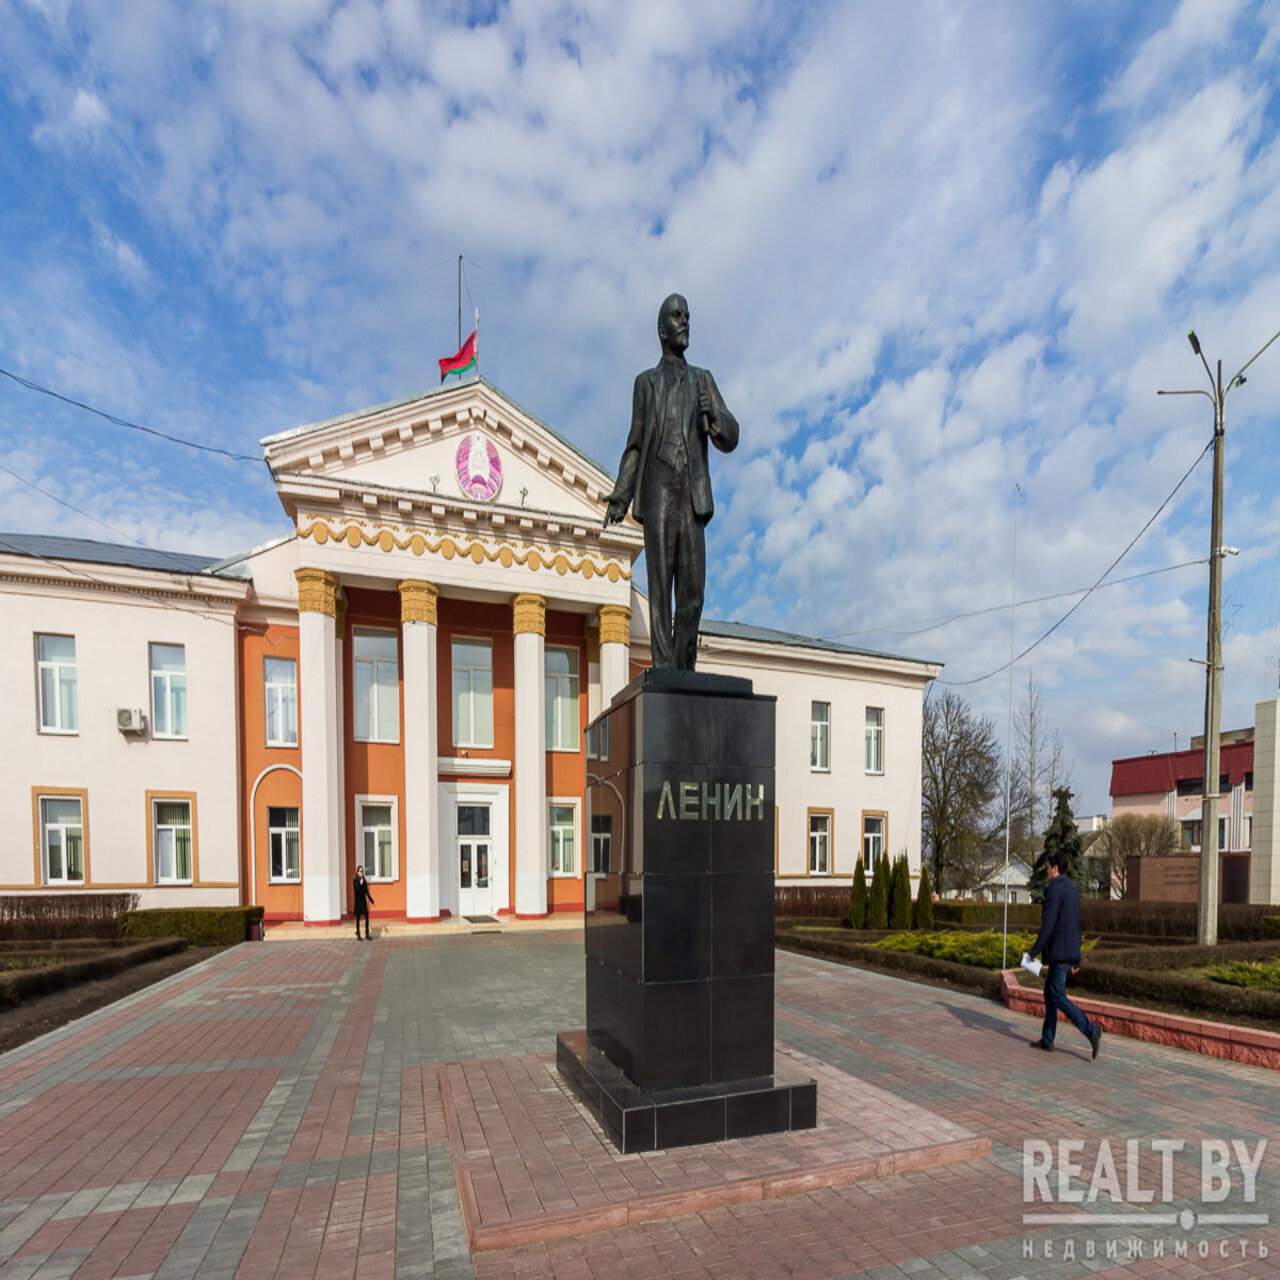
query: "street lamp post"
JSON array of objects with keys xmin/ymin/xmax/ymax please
[{"xmin": 1159, "ymin": 326, "xmax": 1280, "ymax": 946}]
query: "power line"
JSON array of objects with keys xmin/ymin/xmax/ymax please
[
  {"xmin": 0, "ymin": 366, "xmax": 263, "ymax": 463},
  {"xmin": 829, "ymin": 558, "xmax": 1210, "ymax": 641},
  {"xmin": 939, "ymin": 436, "xmax": 1215, "ymax": 687},
  {"xmin": 0, "ymin": 459, "xmax": 221, "ymax": 577}
]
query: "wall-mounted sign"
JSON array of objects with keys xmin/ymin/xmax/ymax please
[{"xmin": 456, "ymin": 433, "xmax": 502, "ymax": 502}]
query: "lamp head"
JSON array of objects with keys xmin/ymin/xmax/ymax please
[{"xmin": 1188, "ymin": 329, "xmax": 1202, "ymax": 356}]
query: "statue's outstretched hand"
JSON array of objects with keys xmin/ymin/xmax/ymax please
[{"xmin": 603, "ymin": 499, "xmax": 626, "ymax": 528}]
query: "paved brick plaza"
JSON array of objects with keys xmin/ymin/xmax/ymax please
[{"xmin": 1, "ymin": 932, "xmax": 1279, "ymax": 1279}]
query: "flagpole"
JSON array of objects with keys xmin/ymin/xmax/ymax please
[
  {"xmin": 474, "ymin": 308, "xmax": 480, "ymax": 378},
  {"xmin": 457, "ymin": 255, "xmax": 463, "ymax": 349},
  {"xmin": 1001, "ymin": 483, "xmax": 1020, "ymax": 971}
]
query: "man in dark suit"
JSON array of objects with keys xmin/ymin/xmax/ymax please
[
  {"xmin": 1028, "ymin": 850, "xmax": 1102, "ymax": 1057},
  {"xmin": 603, "ymin": 294, "xmax": 739, "ymax": 670}
]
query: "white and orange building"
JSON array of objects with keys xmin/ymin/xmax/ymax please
[{"xmin": 1, "ymin": 378, "xmax": 940, "ymax": 924}]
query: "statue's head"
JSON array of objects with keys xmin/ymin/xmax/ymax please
[{"xmin": 657, "ymin": 293, "xmax": 690, "ymax": 357}]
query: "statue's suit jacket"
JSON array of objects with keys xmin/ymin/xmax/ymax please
[{"xmin": 609, "ymin": 360, "xmax": 739, "ymax": 523}]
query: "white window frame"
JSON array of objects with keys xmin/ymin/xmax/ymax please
[
  {"xmin": 863, "ymin": 813, "xmax": 886, "ymax": 865},
  {"xmin": 357, "ymin": 794, "xmax": 398, "ymax": 882},
  {"xmin": 452, "ymin": 637, "xmax": 494, "ymax": 749},
  {"xmin": 545, "ymin": 645, "xmax": 581, "ymax": 753},
  {"xmin": 36, "ymin": 634, "xmax": 78, "ymax": 734},
  {"xmin": 865, "ymin": 706, "xmax": 884, "ymax": 775},
  {"xmin": 40, "ymin": 795, "xmax": 85, "ymax": 884},
  {"xmin": 808, "ymin": 812, "xmax": 831, "ymax": 875},
  {"xmin": 549, "ymin": 797, "xmax": 580, "ymax": 877},
  {"xmin": 353, "ymin": 629, "xmax": 400, "ymax": 744},
  {"xmin": 810, "ymin": 701, "xmax": 830, "ymax": 773},
  {"xmin": 264, "ymin": 656, "xmax": 298, "ymax": 748},
  {"xmin": 150, "ymin": 643, "xmax": 188, "ymax": 740},
  {"xmin": 1219, "ymin": 814, "xmax": 1229, "ymax": 851},
  {"xmin": 267, "ymin": 805, "xmax": 301, "ymax": 883},
  {"xmin": 1243, "ymin": 815, "xmax": 1252, "ymax": 850},
  {"xmin": 153, "ymin": 798, "xmax": 194, "ymax": 884}
]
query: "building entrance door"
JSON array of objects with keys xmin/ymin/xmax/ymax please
[{"xmin": 457, "ymin": 804, "xmax": 493, "ymax": 917}]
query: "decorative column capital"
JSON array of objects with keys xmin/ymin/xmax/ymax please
[
  {"xmin": 598, "ymin": 604, "xmax": 632, "ymax": 647},
  {"xmin": 399, "ymin": 579, "xmax": 440, "ymax": 626},
  {"xmin": 295, "ymin": 568, "xmax": 340, "ymax": 617},
  {"xmin": 512, "ymin": 592, "xmax": 546, "ymax": 637}
]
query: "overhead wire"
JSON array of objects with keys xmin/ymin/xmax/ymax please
[
  {"xmin": 0, "ymin": 366, "xmax": 263, "ymax": 463},
  {"xmin": 939, "ymin": 435, "xmax": 1215, "ymax": 687}
]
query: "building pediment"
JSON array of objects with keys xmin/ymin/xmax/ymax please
[{"xmin": 262, "ymin": 377, "xmax": 626, "ymax": 537}]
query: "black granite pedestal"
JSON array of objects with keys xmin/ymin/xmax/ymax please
[{"xmin": 557, "ymin": 668, "xmax": 817, "ymax": 1153}]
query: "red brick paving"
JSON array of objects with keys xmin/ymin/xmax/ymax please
[{"xmin": 440, "ymin": 1042, "xmax": 989, "ymax": 1250}]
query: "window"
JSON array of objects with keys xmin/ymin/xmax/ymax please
[
  {"xmin": 810, "ymin": 701, "xmax": 830, "ymax": 771},
  {"xmin": 586, "ymin": 718, "xmax": 610, "ymax": 761},
  {"xmin": 154, "ymin": 799, "xmax": 193, "ymax": 883},
  {"xmin": 151, "ymin": 644, "xmax": 187, "ymax": 738},
  {"xmin": 863, "ymin": 814, "xmax": 885, "ymax": 865},
  {"xmin": 361, "ymin": 803, "xmax": 395, "ymax": 880},
  {"xmin": 1220, "ymin": 815, "xmax": 1229, "ymax": 850},
  {"xmin": 1244, "ymin": 816, "xmax": 1253, "ymax": 850},
  {"xmin": 550, "ymin": 804, "xmax": 576, "ymax": 875},
  {"xmin": 545, "ymin": 647, "xmax": 580, "ymax": 751},
  {"xmin": 41, "ymin": 796, "xmax": 84, "ymax": 884},
  {"xmin": 354, "ymin": 630, "xmax": 399, "ymax": 743},
  {"xmin": 865, "ymin": 707, "xmax": 884, "ymax": 774},
  {"xmin": 264, "ymin": 657, "xmax": 298, "ymax": 747},
  {"xmin": 36, "ymin": 635, "xmax": 78, "ymax": 733},
  {"xmin": 1182, "ymin": 819, "xmax": 1202, "ymax": 850},
  {"xmin": 268, "ymin": 806, "xmax": 300, "ymax": 882},
  {"xmin": 590, "ymin": 815, "xmax": 612, "ymax": 874},
  {"xmin": 808, "ymin": 812, "xmax": 831, "ymax": 875},
  {"xmin": 452, "ymin": 638, "xmax": 493, "ymax": 748}
]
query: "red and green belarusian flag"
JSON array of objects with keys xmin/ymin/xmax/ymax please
[{"xmin": 439, "ymin": 329, "xmax": 477, "ymax": 382}]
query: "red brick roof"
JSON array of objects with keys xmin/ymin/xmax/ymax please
[{"xmin": 1110, "ymin": 741, "xmax": 1254, "ymax": 797}]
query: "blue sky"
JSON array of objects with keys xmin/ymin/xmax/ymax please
[{"xmin": 2, "ymin": 0, "xmax": 1280, "ymax": 814}]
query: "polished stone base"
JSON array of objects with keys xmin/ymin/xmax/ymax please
[{"xmin": 557, "ymin": 1030, "xmax": 817, "ymax": 1154}]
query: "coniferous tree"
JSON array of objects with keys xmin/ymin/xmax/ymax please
[
  {"xmin": 867, "ymin": 856, "xmax": 889, "ymax": 929},
  {"xmin": 1029, "ymin": 788, "xmax": 1087, "ymax": 901},
  {"xmin": 889, "ymin": 856, "xmax": 912, "ymax": 929},
  {"xmin": 849, "ymin": 859, "xmax": 868, "ymax": 929},
  {"xmin": 913, "ymin": 865, "xmax": 934, "ymax": 930}
]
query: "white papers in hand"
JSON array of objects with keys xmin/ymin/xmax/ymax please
[{"xmin": 1020, "ymin": 952, "xmax": 1043, "ymax": 977}]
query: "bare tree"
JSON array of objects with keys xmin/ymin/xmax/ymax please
[
  {"xmin": 1094, "ymin": 814, "xmax": 1178, "ymax": 897},
  {"xmin": 1006, "ymin": 673, "xmax": 1072, "ymax": 859},
  {"xmin": 922, "ymin": 690, "xmax": 1003, "ymax": 894}
]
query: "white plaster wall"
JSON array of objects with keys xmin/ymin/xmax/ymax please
[
  {"xmin": 694, "ymin": 653, "xmax": 928, "ymax": 884},
  {"xmin": 0, "ymin": 584, "xmax": 241, "ymax": 900}
]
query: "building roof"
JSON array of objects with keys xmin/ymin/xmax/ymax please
[
  {"xmin": 0, "ymin": 532, "xmax": 222, "ymax": 576},
  {"xmin": 699, "ymin": 617, "xmax": 939, "ymax": 668},
  {"xmin": 1110, "ymin": 741, "xmax": 1254, "ymax": 797}
]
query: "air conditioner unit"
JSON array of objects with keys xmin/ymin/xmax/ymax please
[{"xmin": 116, "ymin": 707, "xmax": 145, "ymax": 733}]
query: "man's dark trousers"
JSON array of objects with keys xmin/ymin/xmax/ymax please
[
  {"xmin": 643, "ymin": 456, "xmax": 705, "ymax": 670},
  {"xmin": 1041, "ymin": 964, "xmax": 1096, "ymax": 1048}
]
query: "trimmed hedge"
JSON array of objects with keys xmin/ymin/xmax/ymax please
[
  {"xmin": 775, "ymin": 886, "xmax": 852, "ymax": 918},
  {"xmin": 933, "ymin": 901, "xmax": 1042, "ymax": 928},
  {"xmin": 0, "ymin": 938, "xmax": 187, "ymax": 1008},
  {"xmin": 120, "ymin": 906, "xmax": 264, "ymax": 947},
  {"xmin": 776, "ymin": 926, "xmax": 1003, "ymax": 998},
  {"xmin": 0, "ymin": 892, "xmax": 140, "ymax": 940}
]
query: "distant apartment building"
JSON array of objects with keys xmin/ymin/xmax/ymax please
[{"xmin": 1109, "ymin": 701, "xmax": 1280, "ymax": 904}]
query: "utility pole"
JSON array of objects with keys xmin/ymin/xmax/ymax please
[{"xmin": 1160, "ymin": 324, "xmax": 1280, "ymax": 945}]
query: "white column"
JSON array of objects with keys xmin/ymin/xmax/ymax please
[
  {"xmin": 1251, "ymin": 698, "xmax": 1280, "ymax": 905},
  {"xmin": 513, "ymin": 593, "xmax": 547, "ymax": 916},
  {"xmin": 401, "ymin": 579, "xmax": 441, "ymax": 920},
  {"xmin": 598, "ymin": 604, "xmax": 632, "ymax": 709},
  {"xmin": 297, "ymin": 569, "xmax": 343, "ymax": 923},
  {"xmin": 334, "ymin": 595, "xmax": 347, "ymax": 886}
]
